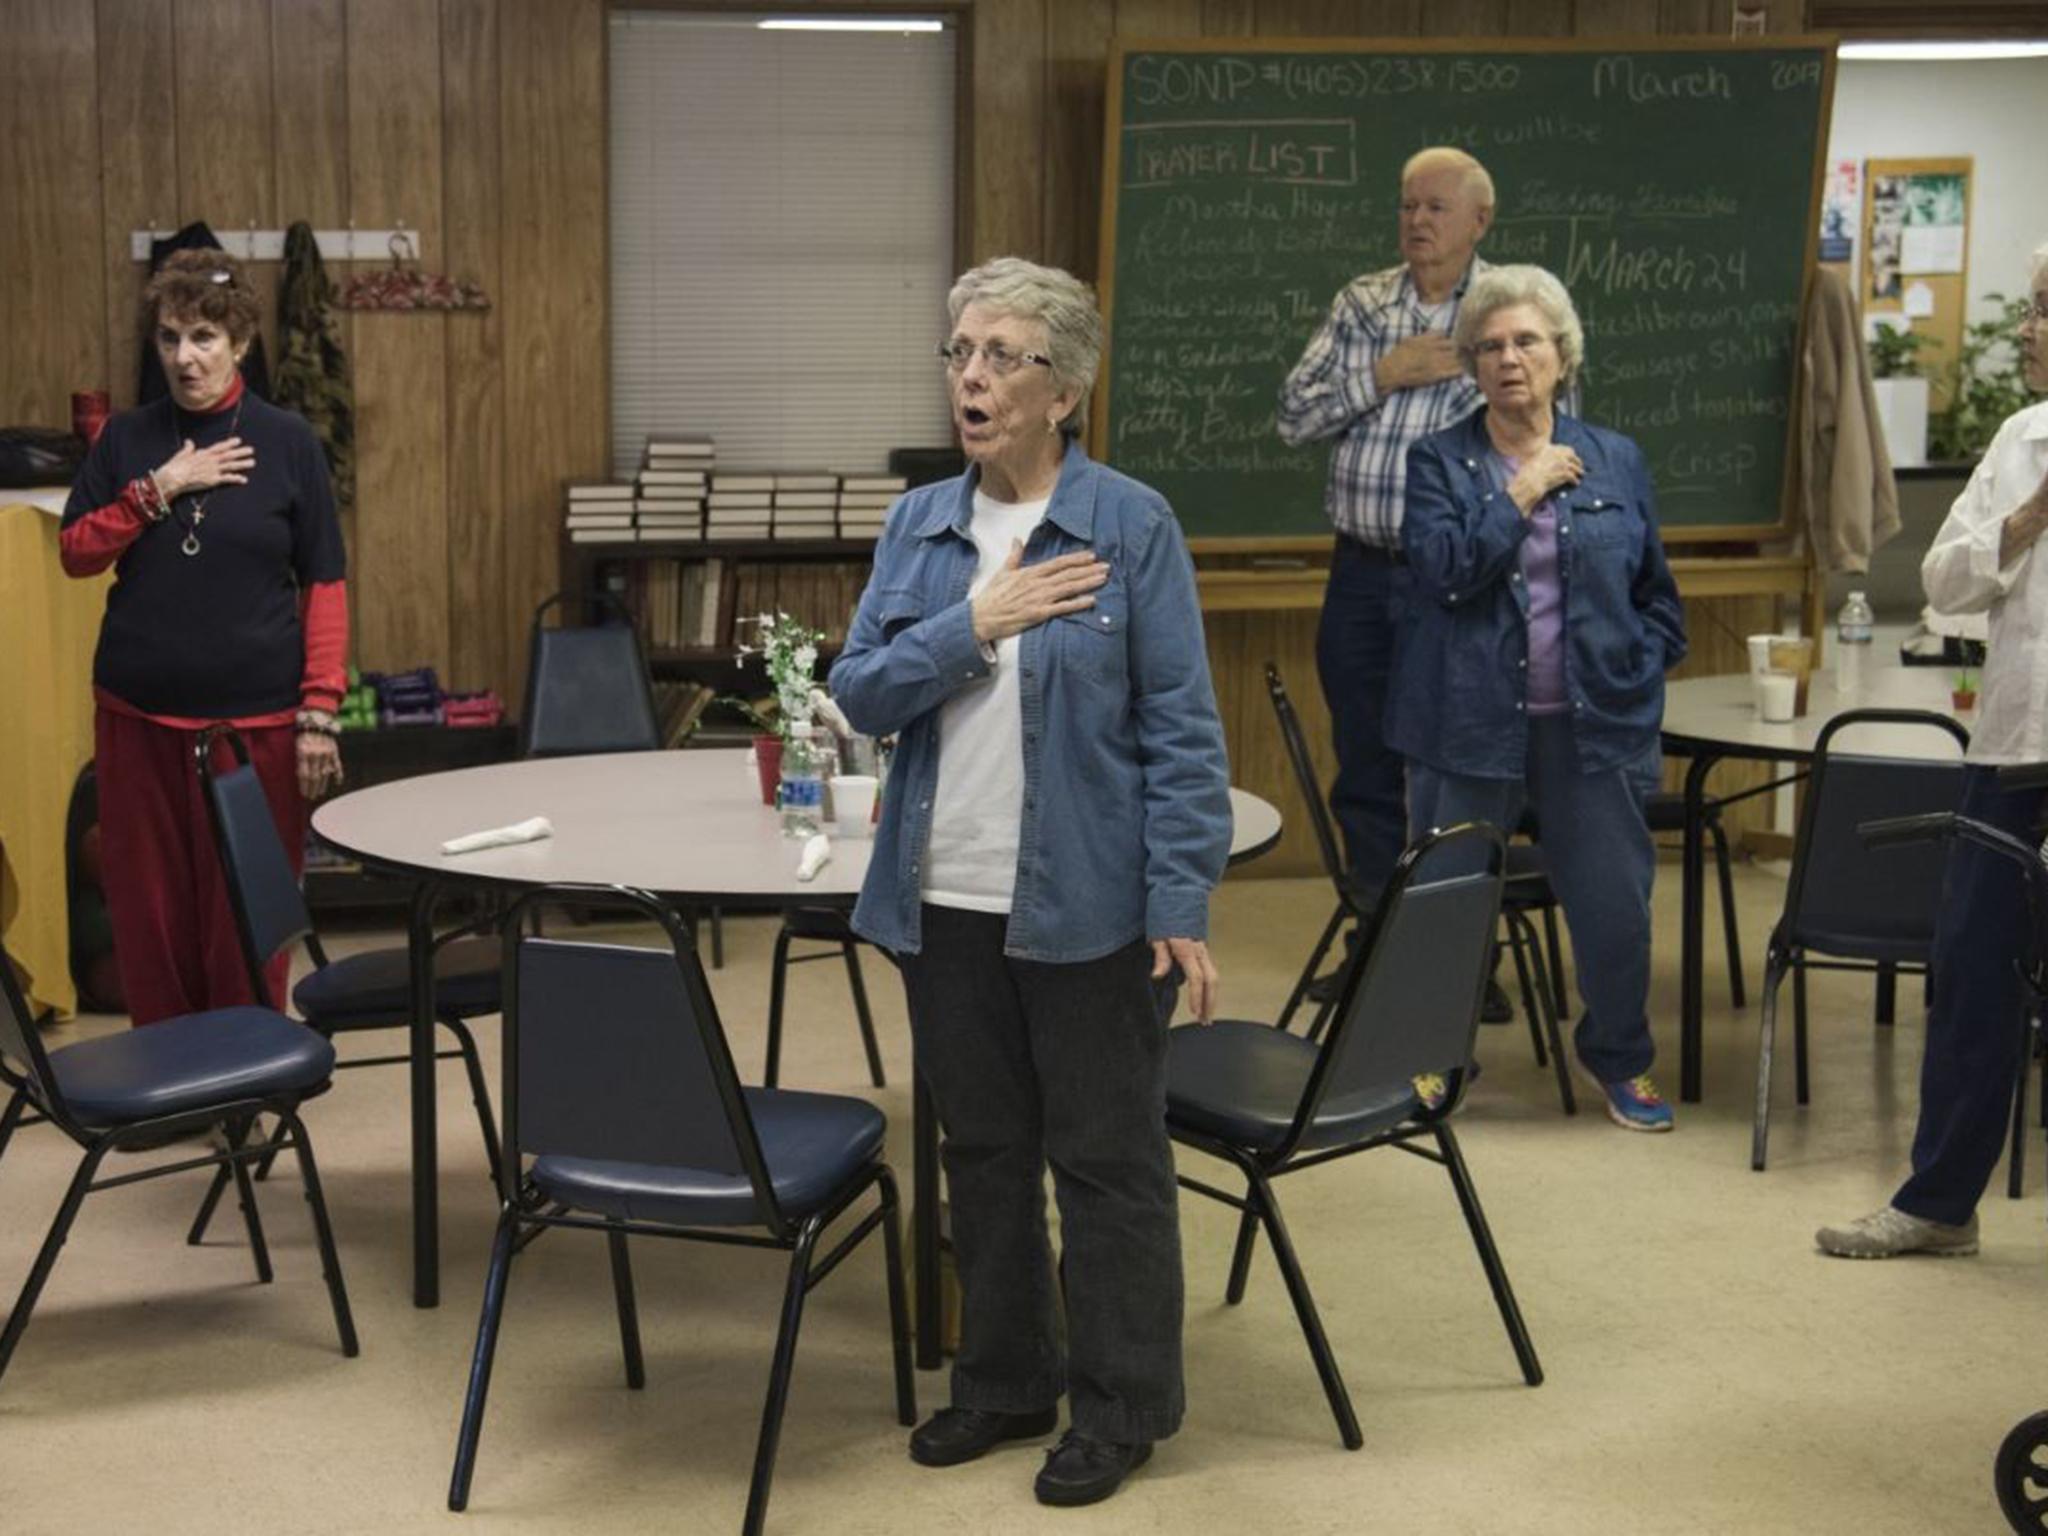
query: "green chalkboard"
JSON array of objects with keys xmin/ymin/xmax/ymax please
[{"xmin": 1095, "ymin": 38, "xmax": 1835, "ymax": 542}]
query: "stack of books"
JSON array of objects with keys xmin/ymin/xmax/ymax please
[
  {"xmin": 705, "ymin": 469, "xmax": 776, "ymax": 541},
  {"xmin": 564, "ymin": 480, "xmax": 639, "ymax": 544},
  {"xmin": 771, "ymin": 471, "xmax": 840, "ymax": 540},
  {"xmin": 636, "ymin": 434, "xmax": 713, "ymax": 541},
  {"xmin": 837, "ymin": 472, "xmax": 906, "ymax": 540}
]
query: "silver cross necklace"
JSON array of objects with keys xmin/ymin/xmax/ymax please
[{"xmin": 167, "ymin": 393, "xmax": 246, "ymax": 557}]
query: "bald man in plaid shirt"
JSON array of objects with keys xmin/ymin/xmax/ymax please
[{"xmin": 1278, "ymin": 147, "xmax": 1495, "ymax": 958}]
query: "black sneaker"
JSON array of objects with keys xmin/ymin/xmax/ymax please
[
  {"xmin": 1480, "ymin": 977, "xmax": 1514, "ymax": 1024},
  {"xmin": 1033, "ymin": 1430, "xmax": 1153, "ymax": 1506},
  {"xmin": 1303, "ymin": 968, "xmax": 1345, "ymax": 1005},
  {"xmin": 908, "ymin": 1405, "xmax": 1058, "ymax": 1467}
]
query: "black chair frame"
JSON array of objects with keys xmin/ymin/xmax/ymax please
[
  {"xmin": 764, "ymin": 906, "xmax": 885, "ymax": 1089},
  {"xmin": 0, "ymin": 945, "xmax": 356, "ymax": 1387},
  {"xmin": 183, "ymin": 726, "xmax": 503, "ymax": 1242},
  {"xmin": 448, "ymin": 885, "xmax": 914, "ymax": 1536},
  {"xmin": 1751, "ymin": 709, "xmax": 1970, "ymax": 1171},
  {"xmin": 1263, "ymin": 662, "xmax": 1575, "ymax": 1113},
  {"xmin": 1171, "ymin": 823, "xmax": 1542, "ymax": 1451}
]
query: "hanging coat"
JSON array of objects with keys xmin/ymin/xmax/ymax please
[{"xmin": 272, "ymin": 220, "xmax": 357, "ymax": 510}]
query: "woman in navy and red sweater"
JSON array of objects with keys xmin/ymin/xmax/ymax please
[{"xmin": 61, "ymin": 249, "xmax": 348, "ymax": 1025}]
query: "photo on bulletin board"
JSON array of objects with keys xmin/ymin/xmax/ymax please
[
  {"xmin": 1818, "ymin": 159, "xmax": 1858, "ymax": 265},
  {"xmin": 1867, "ymin": 174, "xmax": 1906, "ymax": 299}
]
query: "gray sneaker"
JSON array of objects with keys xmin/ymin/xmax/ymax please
[{"xmin": 1815, "ymin": 1206, "xmax": 1979, "ymax": 1259}]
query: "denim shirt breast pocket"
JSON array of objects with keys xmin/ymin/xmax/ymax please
[
  {"xmin": 874, "ymin": 585, "xmax": 927, "ymax": 639},
  {"xmin": 1051, "ymin": 579, "xmax": 1129, "ymax": 687}
]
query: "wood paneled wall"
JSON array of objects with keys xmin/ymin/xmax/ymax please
[
  {"xmin": 0, "ymin": 0, "xmax": 606, "ymax": 714},
  {"xmin": 1, "ymin": 0, "xmax": 1843, "ymax": 876}
]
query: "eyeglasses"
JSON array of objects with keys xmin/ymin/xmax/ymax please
[
  {"xmin": 1473, "ymin": 332, "xmax": 1557, "ymax": 360},
  {"xmin": 2022, "ymin": 297, "xmax": 2048, "ymax": 324},
  {"xmin": 937, "ymin": 339, "xmax": 1054, "ymax": 375}
]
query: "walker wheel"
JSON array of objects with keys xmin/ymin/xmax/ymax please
[{"xmin": 1996, "ymin": 1411, "xmax": 2048, "ymax": 1532}]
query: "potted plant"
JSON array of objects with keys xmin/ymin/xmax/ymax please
[
  {"xmin": 1867, "ymin": 319, "xmax": 1931, "ymax": 468},
  {"xmin": 1952, "ymin": 666, "xmax": 1978, "ymax": 712},
  {"xmin": 1930, "ymin": 294, "xmax": 2035, "ymax": 465},
  {"xmin": 726, "ymin": 612, "xmax": 827, "ymax": 809}
]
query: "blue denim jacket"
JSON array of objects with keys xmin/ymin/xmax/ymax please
[
  {"xmin": 829, "ymin": 440, "xmax": 1232, "ymax": 961},
  {"xmin": 1387, "ymin": 410, "xmax": 1687, "ymax": 779}
]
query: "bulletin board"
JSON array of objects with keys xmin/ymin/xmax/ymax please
[{"xmin": 1861, "ymin": 156, "xmax": 1972, "ymax": 411}]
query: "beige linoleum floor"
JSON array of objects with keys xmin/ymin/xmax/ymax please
[{"xmin": 2, "ymin": 861, "xmax": 2040, "ymax": 1536}]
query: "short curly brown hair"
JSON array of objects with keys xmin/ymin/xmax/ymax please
[{"xmin": 143, "ymin": 248, "xmax": 262, "ymax": 346}]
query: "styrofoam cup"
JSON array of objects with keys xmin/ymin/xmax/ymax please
[
  {"xmin": 830, "ymin": 775, "xmax": 879, "ymax": 836},
  {"xmin": 1757, "ymin": 670, "xmax": 1797, "ymax": 723},
  {"xmin": 1746, "ymin": 634, "xmax": 1776, "ymax": 675}
]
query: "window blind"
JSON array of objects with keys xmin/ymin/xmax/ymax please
[{"xmin": 608, "ymin": 13, "xmax": 958, "ymax": 478}]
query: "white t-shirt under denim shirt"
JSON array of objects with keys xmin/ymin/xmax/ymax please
[{"xmin": 923, "ymin": 490, "xmax": 1051, "ymax": 911}]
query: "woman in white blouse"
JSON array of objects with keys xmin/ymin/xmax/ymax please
[{"xmin": 1817, "ymin": 240, "xmax": 2048, "ymax": 1259}]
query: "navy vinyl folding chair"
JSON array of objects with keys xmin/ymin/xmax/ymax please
[
  {"xmin": 520, "ymin": 591, "xmax": 660, "ymax": 760},
  {"xmin": 0, "ymin": 934, "xmax": 355, "ymax": 1387},
  {"xmin": 1166, "ymin": 822, "xmax": 1542, "ymax": 1450},
  {"xmin": 448, "ymin": 886, "xmax": 914, "ymax": 1536},
  {"xmin": 763, "ymin": 906, "xmax": 886, "ymax": 1088},
  {"xmin": 1751, "ymin": 709, "xmax": 1969, "ymax": 1171},
  {"xmin": 183, "ymin": 726, "xmax": 503, "ymax": 1243},
  {"xmin": 1264, "ymin": 661, "xmax": 1574, "ymax": 1113}
]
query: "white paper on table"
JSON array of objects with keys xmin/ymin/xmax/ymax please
[
  {"xmin": 440, "ymin": 816, "xmax": 553, "ymax": 856},
  {"xmin": 795, "ymin": 832, "xmax": 832, "ymax": 881}
]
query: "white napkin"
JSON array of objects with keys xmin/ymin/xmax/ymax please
[
  {"xmin": 795, "ymin": 832, "xmax": 832, "ymax": 881},
  {"xmin": 440, "ymin": 816, "xmax": 553, "ymax": 856}
]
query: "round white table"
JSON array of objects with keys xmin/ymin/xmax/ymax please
[
  {"xmin": 314, "ymin": 747, "xmax": 1283, "ymax": 1354},
  {"xmin": 1660, "ymin": 666, "xmax": 1972, "ymax": 1101}
]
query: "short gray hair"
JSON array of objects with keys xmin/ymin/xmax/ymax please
[
  {"xmin": 2030, "ymin": 239, "xmax": 2048, "ymax": 291},
  {"xmin": 1401, "ymin": 146, "xmax": 1496, "ymax": 211},
  {"xmin": 947, "ymin": 257, "xmax": 1102, "ymax": 434},
  {"xmin": 1454, "ymin": 264, "xmax": 1586, "ymax": 386}
]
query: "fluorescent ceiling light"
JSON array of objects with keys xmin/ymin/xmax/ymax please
[
  {"xmin": 1838, "ymin": 41, "xmax": 2048, "ymax": 61},
  {"xmin": 758, "ymin": 17, "xmax": 944, "ymax": 30}
]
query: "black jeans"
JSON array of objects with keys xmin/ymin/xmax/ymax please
[
  {"xmin": 894, "ymin": 903, "xmax": 1184, "ymax": 1444},
  {"xmin": 1894, "ymin": 767, "xmax": 2044, "ymax": 1226},
  {"xmin": 1316, "ymin": 539, "xmax": 1412, "ymax": 902}
]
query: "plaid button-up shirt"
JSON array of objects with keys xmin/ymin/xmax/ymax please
[{"xmin": 1276, "ymin": 258, "xmax": 1490, "ymax": 548}]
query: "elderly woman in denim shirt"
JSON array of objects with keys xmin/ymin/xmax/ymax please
[
  {"xmin": 1389, "ymin": 264, "xmax": 1686, "ymax": 1132},
  {"xmin": 829, "ymin": 257, "xmax": 1231, "ymax": 1508}
]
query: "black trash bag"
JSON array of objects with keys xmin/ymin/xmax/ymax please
[{"xmin": 0, "ymin": 427, "xmax": 86, "ymax": 489}]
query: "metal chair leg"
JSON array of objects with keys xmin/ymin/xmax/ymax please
[
  {"xmin": 224, "ymin": 1117, "xmax": 274, "ymax": 1284},
  {"xmin": 1276, "ymin": 904, "xmax": 1345, "ymax": 1033},
  {"xmin": 1709, "ymin": 817, "xmax": 1746, "ymax": 1008},
  {"xmin": 607, "ymin": 1223, "xmax": 645, "ymax": 1389},
  {"xmin": 1242, "ymin": 1160, "xmax": 1361, "ymax": 1450},
  {"xmin": 743, "ymin": 1217, "xmax": 821, "ymax": 1536},
  {"xmin": 280, "ymin": 1108, "xmax": 358, "ymax": 1357},
  {"xmin": 1794, "ymin": 958, "xmax": 1811, "ymax": 1106},
  {"xmin": 1875, "ymin": 960, "xmax": 1898, "ymax": 1026},
  {"xmin": 1753, "ymin": 948, "xmax": 1787, "ymax": 1172},
  {"xmin": 1224, "ymin": 1201, "xmax": 1261, "ymax": 1304},
  {"xmin": 0, "ymin": 1147, "xmax": 105, "ymax": 1388},
  {"xmin": 442, "ymin": 1014, "xmax": 505, "ymax": 1188},
  {"xmin": 764, "ymin": 925, "xmax": 793, "ymax": 1088},
  {"xmin": 448, "ymin": 1209, "xmax": 519, "ymax": 1511},
  {"xmin": 0, "ymin": 1089, "xmax": 27, "ymax": 1166},
  {"xmin": 842, "ymin": 941, "xmax": 886, "ymax": 1089},
  {"xmin": 875, "ymin": 1167, "xmax": 918, "ymax": 1426},
  {"xmin": 2009, "ymin": 1009, "xmax": 2034, "ymax": 1201},
  {"xmin": 1541, "ymin": 907, "xmax": 1569, "ymax": 1018},
  {"xmin": 1505, "ymin": 917, "xmax": 1546, "ymax": 1067},
  {"xmin": 1436, "ymin": 1123, "xmax": 1542, "ymax": 1386}
]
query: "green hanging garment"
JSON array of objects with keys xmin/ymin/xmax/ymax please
[{"xmin": 273, "ymin": 220, "xmax": 356, "ymax": 510}]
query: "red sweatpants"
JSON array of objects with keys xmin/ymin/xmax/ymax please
[{"xmin": 94, "ymin": 709, "xmax": 304, "ymax": 1026}]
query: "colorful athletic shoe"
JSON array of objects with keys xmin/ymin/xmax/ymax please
[{"xmin": 1587, "ymin": 1071, "xmax": 1674, "ymax": 1132}]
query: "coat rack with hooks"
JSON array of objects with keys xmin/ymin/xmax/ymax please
[{"xmin": 128, "ymin": 224, "xmax": 423, "ymax": 262}]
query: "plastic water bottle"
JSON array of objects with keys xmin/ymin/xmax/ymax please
[
  {"xmin": 1835, "ymin": 590, "xmax": 1874, "ymax": 695},
  {"xmin": 778, "ymin": 724, "xmax": 825, "ymax": 838}
]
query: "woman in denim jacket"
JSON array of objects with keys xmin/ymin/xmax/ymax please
[
  {"xmin": 1389, "ymin": 264, "xmax": 1686, "ymax": 1131},
  {"xmin": 829, "ymin": 258, "xmax": 1231, "ymax": 1507}
]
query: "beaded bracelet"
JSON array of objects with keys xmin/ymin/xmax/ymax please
[
  {"xmin": 295, "ymin": 709, "xmax": 341, "ymax": 738},
  {"xmin": 131, "ymin": 474, "xmax": 170, "ymax": 522}
]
